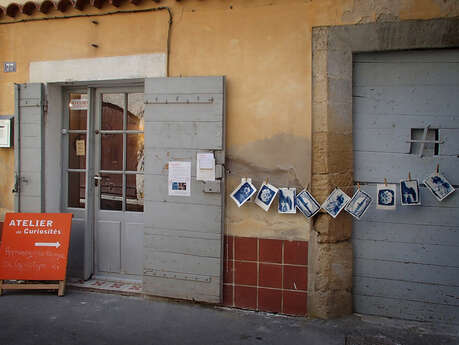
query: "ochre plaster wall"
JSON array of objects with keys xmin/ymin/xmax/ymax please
[{"xmin": 0, "ymin": 0, "xmax": 457, "ymax": 240}]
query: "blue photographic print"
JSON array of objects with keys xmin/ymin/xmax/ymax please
[
  {"xmin": 255, "ymin": 183, "xmax": 279, "ymax": 212},
  {"xmin": 321, "ymin": 188, "xmax": 351, "ymax": 218},
  {"xmin": 278, "ymin": 188, "xmax": 296, "ymax": 214},
  {"xmin": 400, "ymin": 179, "xmax": 420, "ymax": 206},
  {"xmin": 423, "ymin": 172, "xmax": 455, "ymax": 201},
  {"xmin": 230, "ymin": 179, "xmax": 257, "ymax": 207},
  {"xmin": 345, "ymin": 189, "xmax": 372, "ymax": 220},
  {"xmin": 295, "ymin": 189, "xmax": 321, "ymax": 219},
  {"xmin": 376, "ymin": 183, "xmax": 396, "ymax": 210}
]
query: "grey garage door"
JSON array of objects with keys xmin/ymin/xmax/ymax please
[{"xmin": 352, "ymin": 49, "xmax": 459, "ymax": 324}]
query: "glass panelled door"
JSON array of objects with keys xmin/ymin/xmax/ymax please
[
  {"xmin": 63, "ymin": 86, "xmax": 144, "ymax": 282},
  {"xmin": 94, "ymin": 89, "xmax": 144, "ymax": 281},
  {"xmin": 64, "ymin": 91, "xmax": 92, "ymax": 279}
]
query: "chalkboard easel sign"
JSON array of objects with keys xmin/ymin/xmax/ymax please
[{"xmin": 0, "ymin": 213, "xmax": 72, "ymax": 296}]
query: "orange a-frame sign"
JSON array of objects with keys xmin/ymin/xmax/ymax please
[{"xmin": 0, "ymin": 213, "xmax": 72, "ymax": 281}]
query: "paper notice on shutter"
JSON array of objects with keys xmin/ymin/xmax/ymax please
[
  {"xmin": 197, "ymin": 153, "xmax": 215, "ymax": 181},
  {"xmin": 168, "ymin": 161, "xmax": 191, "ymax": 196}
]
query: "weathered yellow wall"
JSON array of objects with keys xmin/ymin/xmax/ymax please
[{"xmin": 0, "ymin": 0, "xmax": 457, "ymax": 239}]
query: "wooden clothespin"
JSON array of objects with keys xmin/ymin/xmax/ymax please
[
  {"xmin": 436, "ymin": 163, "xmax": 440, "ymax": 175},
  {"xmin": 408, "ymin": 172, "xmax": 412, "ymax": 180},
  {"xmin": 357, "ymin": 182, "xmax": 360, "ymax": 190},
  {"xmin": 306, "ymin": 183, "xmax": 310, "ymax": 191},
  {"xmin": 384, "ymin": 178, "xmax": 388, "ymax": 186}
]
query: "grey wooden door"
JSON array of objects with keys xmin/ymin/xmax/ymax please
[
  {"xmin": 14, "ymin": 83, "xmax": 44, "ymax": 212},
  {"xmin": 143, "ymin": 77, "xmax": 225, "ymax": 303},
  {"xmin": 352, "ymin": 50, "xmax": 459, "ymax": 324},
  {"xmin": 62, "ymin": 89, "xmax": 93, "ymax": 279}
]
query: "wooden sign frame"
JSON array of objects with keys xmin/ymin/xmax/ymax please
[
  {"xmin": 0, "ymin": 213, "xmax": 72, "ymax": 296},
  {"xmin": 0, "ymin": 280, "xmax": 66, "ymax": 296}
]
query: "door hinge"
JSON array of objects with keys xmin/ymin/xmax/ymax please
[
  {"xmin": 43, "ymin": 99, "xmax": 48, "ymax": 118},
  {"xmin": 12, "ymin": 174, "xmax": 20, "ymax": 193}
]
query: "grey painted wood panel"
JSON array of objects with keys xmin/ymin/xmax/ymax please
[
  {"xmin": 20, "ymin": 148, "xmax": 45, "ymax": 172},
  {"xmin": 144, "ymin": 233, "xmax": 221, "ymax": 258},
  {"xmin": 352, "ymin": 50, "xmax": 459, "ymax": 323},
  {"xmin": 353, "ymin": 239, "xmax": 459, "ymax": 267},
  {"xmin": 353, "ymin": 113, "xmax": 459, "ymax": 130},
  {"xmin": 144, "ymin": 95, "xmax": 223, "ymax": 122},
  {"xmin": 19, "ymin": 136, "xmax": 41, "ymax": 149},
  {"xmin": 144, "ymin": 228, "xmax": 221, "ymax": 240},
  {"xmin": 15, "ymin": 83, "xmax": 44, "ymax": 213},
  {"xmin": 353, "ymin": 62, "xmax": 459, "ymax": 86},
  {"xmin": 124, "ymin": 222, "xmax": 144, "ymax": 276},
  {"xmin": 440, "ymin": 129, "xmax": 459, "ymax": 156},
  {"xmin": 145, "ymin": 76, "xmax": 224, "ymax": 94},
  {"xmin": 353, "ymin": 221, "xmax": 459, "ymax": 246},
  {"xmin": 143, "ymin": 276, "xmax": 220, "ymax": 303},
  {"xmin": 360, "ymin": 204, "xmax": 459, "ymax": 228},
  {"xmin": 354, "ymin": 152, "xmax": 459, "ymax": 184},
  {"xmin": 354, "ymin": 276, "xmax": 459, "ymax": 306},
  {"xmin": 354, "ymin": 258, "xmax": 459, "ymax": 287},
  {"xmin": 353, "ymin": 128, "xmax": 410, "ymax": 153},
  {"xmin": 144, "ymin": 122, "xmax": 222, "ymax": 150},
  {"xmin": 17, "ymin": 196, "xmax": 41, "ymax": 212},
  {"xmin": 354, "ymin": 50, "xmax": 459, "ymax": 64},
  {"xmin": 144, "ymin": 251, "xmax": 220, "ymax": 276},
  {"xmin": 16, "ymin": 171, "xmax": 41, "ymax": 197},
  {"xmin": 354, "ymin": 295, "xmax": 459, "ymax": 324},
  {"xmin": 16, "ymin": 83, "xmax": 43, "ymax": 99},
  {"xmin": 144, "ymin": 201, "xmax": 221, "ymax": 232},
  {"xmin": 353, "ymin": 50, "xmax": 459, "ymax": 86},
  {"xmin": 96, "ymin": 221, "xmax": 121, "ymax": 273},
  {"xmin": 144, "ymin": 149, "xmax": 224, "ymax": 176},
  {"xmin": 353, "ymin": 85, "xmax": 459, "ymax": 116},
  {"xmin": 20, "ymin": 122, "xmax": 41, "ymax": 137},
  {"xmin": 143, "ymin": 76, "xmax": 225, "ymax": 303},
  {"xmin": 144, "ymin": 175, "xmax": 221, "ymax": 205}
]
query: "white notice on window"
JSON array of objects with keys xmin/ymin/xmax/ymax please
[
  {"xmin": 168, "ymin": 161, "xmax": 191, "ymax": 196},
  {"xmin": 76, "ymin": 139, "xmax": 85, "ymax": 156},
  {"xmin": 197, "ymin": 152, "xmax": 215, "ymax": 181}
]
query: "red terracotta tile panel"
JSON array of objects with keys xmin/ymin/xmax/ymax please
[
  {"xmin": 235, "ymin": 286, "xmax": 257, "ymax": 310},
  {"xmin": 258, "ymin": 288, "xmax": 282, "ymax": 313},
  {"xmin": 283, "ymin": 265, "xmax": 307, "ymax": 291},
  {"xmin": 284, "ymin": 240, "xmax": 308, "ymax": 265},
  {"xmin": 235, "ymin": 236, "xmax": 257, "ymax": 261},
  {"xmin": 259, "ymin": 238, "xmax": 282, "ymax": 263},
  {"xmin": 223, "ymin": 284, "xmax": 233, "ymax": 307},
  {"xmin": 224, "ymin": 259, "xmax": 234, "ymax": 284},
  {"xmin": 259, "ymin": 263, "xmax": 282, "ymax": 289},
  {"xmin": 283, "ymin": 291, "xmax": 307, "ymax": 316},
  {"xmin": 234, "ymin": 261, "xmax": 257, "ymax": 286}
]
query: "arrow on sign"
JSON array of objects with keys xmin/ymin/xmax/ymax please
[{"xmin": 34, "ymin": 242, "xmax": 61, "ymax": 248}]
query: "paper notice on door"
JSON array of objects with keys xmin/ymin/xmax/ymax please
[
  {"xmin": 197, "ymin": 152, "xmax": 215, "ymax": 181},
  {"xmin": 76, "ymin": 139, "xmax": 85, "ymax": 156},
  {"xmin": 168, "ymin": 161, "xmax": 191, "ymax": 196}
]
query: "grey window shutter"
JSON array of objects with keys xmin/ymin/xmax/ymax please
[
  {"xmin": 14, "ymin": 83, "xmax": 45, "ymax": 213},
  {"xmin": 143, "ymin": 76, "xmax": 225, "ymax": 303}
]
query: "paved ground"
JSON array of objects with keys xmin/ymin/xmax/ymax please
[{"xmin": 0, "ymin": 289, "xmax": 457, "ymax": 345}]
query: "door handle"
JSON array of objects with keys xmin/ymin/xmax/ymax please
[{"xmin": 94, "ymin": 175, "xmax": 102, "ymax": 187}]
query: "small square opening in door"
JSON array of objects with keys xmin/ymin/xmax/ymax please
[{"xmin": 410, "ymin": 128, "xmax": 439, "ymax": 156}]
